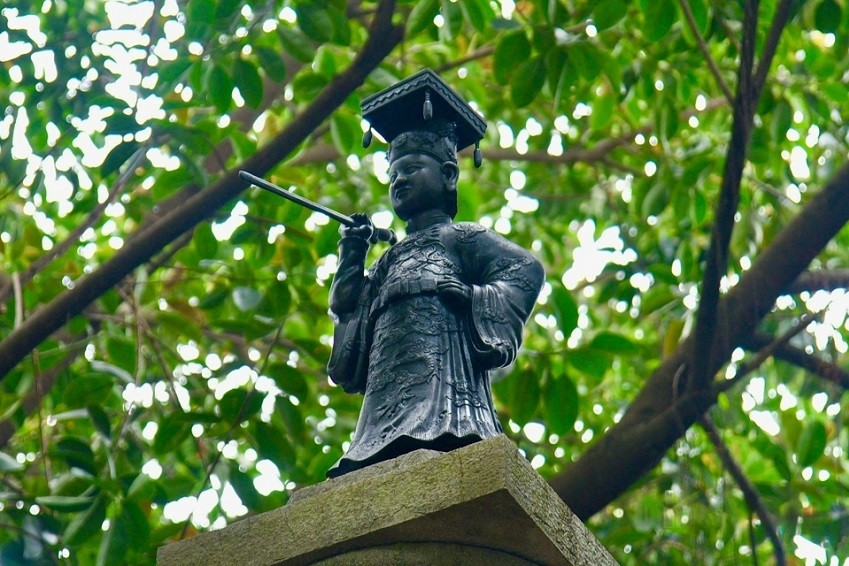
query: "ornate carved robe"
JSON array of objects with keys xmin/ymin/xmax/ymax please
[{"xmin": 327, "ymin": 214, "xmax": 544, "ymax": 477}]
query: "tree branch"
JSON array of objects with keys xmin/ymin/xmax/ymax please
[
  {"xmin": 689, "ymin": 0, "xmax": 761, "ymax": 392},
  {"xmin": 677, "ymin": 0, "xmax": 734, "ymax": 103},
  {"xmin": 700, "ymin": 415, "xmax": 786, "ymax": 565},
  {"xmin": 743, "ymin": 331, "xmax": 849, "ymax": 390},
  {"xmin": 714, "ymin": 314, "xmax": 816, "ymax": 394},
  {"xmin": 784, "ymin": 269, "xmax": 849, "ymax": 295},
  {"xmin": 0, "ymin": 0, "xmax": 404, "ymax": 380},
  {"xmin": 752, "ymin": 0, "xmax": 794, "ymax": 95},
  {"xmin": 551, "ymin": 162, "xmax": 849, "ymax": 519}
]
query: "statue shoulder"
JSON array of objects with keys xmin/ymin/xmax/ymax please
[{"xmin": 447, "ymin": 221, "xmax": 488, "ymax": 242}]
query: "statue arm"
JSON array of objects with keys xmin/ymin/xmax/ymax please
[
  {"xmin": 327, "ymin": 234, "xmax": 374, "ymax": 394},
  {"xmin": 328, "ymin": 236, "xmax": 370, "ymax": 317},
  {"xmin": 460, "ymin": 229, "xmax": 545, "ymax": 370}
]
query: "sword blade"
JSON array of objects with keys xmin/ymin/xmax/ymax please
[{"xmin": 239, "ymin": 170, "xmax": 355, "ymax": 226}]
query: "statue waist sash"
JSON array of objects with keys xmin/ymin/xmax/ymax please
[{"xmin": 370, "ymin": 276, "xmax": 441, "ymax": 318}]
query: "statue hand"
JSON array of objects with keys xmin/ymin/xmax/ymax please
[
  {"xmin": 340, "ymin": 213, "xmax": 375, "ymax": 243},
  {"xmin": 437, "ymin": 277, "xmax": 472, "ymax": 310}
]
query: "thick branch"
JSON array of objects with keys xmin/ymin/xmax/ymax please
[
  {"xmin": 689, "ymin": 0, "xmax": 763, "ymax": 391},
  {"xmin": 700, "ymin": 415, "xmax": 786, "ymax": 565},
  {"xmin": 0, "ymin": 0, "xmax": 404, "ymax": 380},
  {"xmin": 784, "ymin": 269, "xmax": 849, "ymax": 295},
  {"xmin": 551, "ymin": 162, "xmax": 849, "ymax": 519}
]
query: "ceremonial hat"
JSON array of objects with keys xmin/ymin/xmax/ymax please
[{"xmin": 360, "ymin": 69, "xmax": 487, "ymax": 167}]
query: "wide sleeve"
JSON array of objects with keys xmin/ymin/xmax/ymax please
[
  {"xmin": 327, "ymin": 237, "xmax": 372, "ymax": 393},
  {"xmin": 458, "ymin": 226, "xmax": 545, "ymax": 370}
]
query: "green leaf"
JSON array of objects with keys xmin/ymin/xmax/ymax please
[
  {"xmin": 101, "ymin": 141, "xmax": 140, "ymax": 178},
  {"xmin": 64, "ymin": 494, "xmax": 108, "ymax": 545},
  {"xmin": 188, "ymin": 0, "xmax": 215, "ymax": 25},
  {"xmin": 36, "ymin": 495, "xmax": 96, "ymax": 512},
  {"xmin": 593, "ymin": 0, "xmax": 628, "ymax": 30},
  {"xmin": 219, "ymin": 389, "xmax": 263, "ymax": 424},
  {"xmin": 815, "ymin": 0, "xmax": 841, "ymax": 34},
  {"xmin": 494, "ymin": 30, "xmax": 532, "ymax": 84},
  {"xmin": 156, "ymin": 310, "xmax": 205, "ymax": 342},
  {"xmin": 641, "ymin": 0, "xmax": 676, "ymax": 41},
  {"xmin": 233, "ymin": 286, "xmax": 262, "ymax": 311},
  {"xmin": 327, "ymin": 6, "xmax": 351, "ymax": 45},
  {"xmin": 194, "ymin": 222, "xmax": 218, "ymax": 258},
  {"xmin": 589, "ymin": 332, "xmax": 638, "ymax": 352},
  {"xmin": 278, "ymin": 27, "xmax": 316, "ymax": 63},
  {"xmin": 0, "ymin": 392, "xmax": 22, "ymax": 422},
  {"xmin": 88, "ymin": 405, "xmax": 112, "ymax": 440},
  {"xmin": 254, "ymin": 422, "xmax": 296, "ymax": 471},
  {"xmin": 590, "ymin": 92, "xmax": 615, "ymax": 130},
  {"xmin": 233, "ymin": 59, "xmax": 263, "ymax": 108},
  {"xmin": 567, "ymin": 348, "xmax": 609, "ymax": 382},
  {"xmin": 157, "ymin": 59, "xmax": 192, "ymax": 89},
  {"xmin": 459, "ymin": 0, "xmax": 493, "ymax": 32},
  {"xmin": 51, "ymin": 437, "xmax": 96, "ymax": 475},
  {"xmin": 797, "ymin": 420, "xmax": 827, "ymax": 468},
  {"xmin": 510, "ymin": 369, "xmax": 541, "ymax": 424},
  {"xmin": 153, "ymin": 416, "xmax": 191, "ymax": 455},
  {"xmin": 228, "ymin": 464, "xmax": 262, "ymax": 509},
  {"xmin": 277, "ymin": 397, "xmax": 306, "ymax": 440},
  {"xmin": 330, "ymin": 113, "xmax": 359, "ymax": 155},
  {"xmin": 568, "ymin": 42, "xmax": 604, "ymax": 82},
  {"xmin": 255, "ymin": 46, "xmax": 287, "ymax": 81},
  {"xmin": 207, "ymin": 65, "xmax": 233, "ymax": 112},
  {"xmin": 511, "ymin": 57, "xmax": 546, "ymax": 108},
  {"xmin": 198, "ymin": 285, "xmax": 230, "ymax": 310},
  {"xmin": 551, "ymin": 285, "xmax": 579, "ymax": 336},
  {"xmin": 296, "ymin": 3, "xmax": 333, "ymax": 43},
  {"xmin": 267, "ymin": 363, "xmax": 309, "ymax": 400},
  {"xmin": 63, "ymin": 373, "xmax": 114, "ymax": 409},
  {"xmin": 543, "ymin": 375, "xmax": 579, "ymax": 435},
  {"xmin": 0, "ymin": 451, "xmax": 24, "ymax": 472},
  {"xmin": 97, "ymin": 504, "xmax": 131, "ymax": 566},
  {"xmin": 408, "ymin": 0, "xmax": 440, "ymax": 35}
]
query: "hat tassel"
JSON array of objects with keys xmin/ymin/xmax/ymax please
[
  {"xmin": 474, "ymin": 142, "xmax": 482, "ymax": 168},
  {"xmin": 362, "ymin": 128, "xmax": 373, "ymax": 148},
  {"xmin": 423, "ymin": 90, "xmax": 433, "ymax": 121}
]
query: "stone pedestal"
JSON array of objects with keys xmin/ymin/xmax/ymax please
[{"xmin": 157, "ymin": 435, "xmax": 617, "ymax": 565}]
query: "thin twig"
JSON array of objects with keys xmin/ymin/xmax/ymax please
[
  {"xmin": 677, "ymin": 0, "xmax": 734, "ymax": 103},
  {"xmin": 714, "ymin": 313, "xmax": 816, "ymax": 394},
  {"xmin": 743, "ymin": 330, "xmax": 849, "ymax": 390},
  {"xmin": 700, "ymin": 415, "xmax": 786, "ymax": 565}
]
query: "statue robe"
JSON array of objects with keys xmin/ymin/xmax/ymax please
[{"xmin": 326, "ymin": 214, "xmax": 544, "ymax": 477}]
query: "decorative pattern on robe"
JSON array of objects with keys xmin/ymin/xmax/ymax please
[{"xmin": 327, "ymin": 217, "xmax": 544, "ymax": 476}]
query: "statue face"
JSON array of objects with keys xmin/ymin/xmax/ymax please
[{"xmin": 388, "ymin": 153, "xmax": 447, "ymax": 221}]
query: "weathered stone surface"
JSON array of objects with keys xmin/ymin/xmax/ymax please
[{"xmin": 157, "ymin": 435, "xmax": 617, "ymax": 566}]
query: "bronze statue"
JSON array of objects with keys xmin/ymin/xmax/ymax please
[{"xmin": 325, "ymin": 70, "xmax": 544, "ymax": 477}]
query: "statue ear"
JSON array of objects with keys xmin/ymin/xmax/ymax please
[{"xmin": 441, "ymin": 162, "xmax": 459, "ymax": 186}]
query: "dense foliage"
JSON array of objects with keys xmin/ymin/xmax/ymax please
[{"xmin": 1, "ymin": 0, "xmax": 848, "ymax": 563}]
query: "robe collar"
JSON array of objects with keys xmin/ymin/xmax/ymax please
[{"xmin": 406, "ymin": 210, "xmax": 452, "ymax": 233}]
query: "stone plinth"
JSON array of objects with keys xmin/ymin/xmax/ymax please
[{"xmin": 157, "ymin": 435, "xmax": 617, "ymax": 565}]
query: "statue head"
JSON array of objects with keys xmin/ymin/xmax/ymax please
[{"xmin": 360, "ymin": 69, "xmax": 486, "ymax": 220}]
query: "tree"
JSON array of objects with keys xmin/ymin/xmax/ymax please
[{"xmin": 0, "ymin": 0, "xmax": 847, "ymax": 563}]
